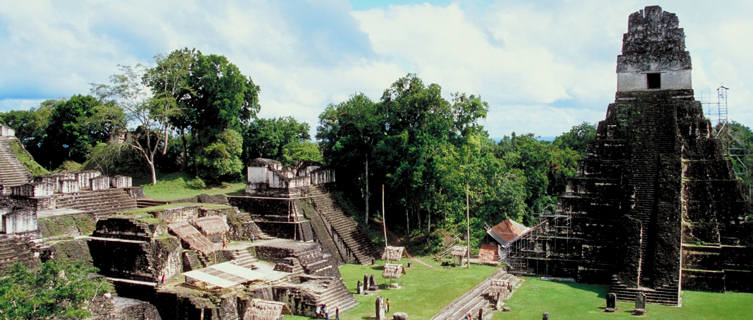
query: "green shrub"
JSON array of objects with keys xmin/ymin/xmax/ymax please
[{"xmin": 186, "ymin": 176, "xmax": 206, "ymax": 189}]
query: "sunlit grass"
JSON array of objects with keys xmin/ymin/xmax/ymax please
[
  {"xmin": 139, "ymin": 172, "xmax": 245, "ymax": 201},
  {"xmin": 497, "ymin": 277, "xmax": 753, "ymax": 319},
  {"xmin": 285, "ymin": 258, "xmax": 497, "ymax": 320}
]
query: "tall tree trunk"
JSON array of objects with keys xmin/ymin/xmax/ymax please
[
  {"xmin": 365, "ymin": 157, "xmax": 369, "ymax": 225},
  {"xmin": 149, "ymin": 160, "xmax": 157, "ymax": 185},
  {"xmin": 180, "ymin": 127, "xmax": 188, "ymax": 171},
  {"xmin": 162, "ymin": 124, "xmax": 169, "ymax": 155},
  {"xmin": 428, "ymin": 209, "xmax": 431, "ymax": 233}
]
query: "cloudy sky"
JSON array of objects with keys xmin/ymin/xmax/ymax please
[{"xmin": 1, "ymin": 0, "xmax": 751, "ymax": 139}]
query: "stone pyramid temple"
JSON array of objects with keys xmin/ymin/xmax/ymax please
[{"xmin": 505, "ymin": 6, "xmax": 753, "ymax": 306}]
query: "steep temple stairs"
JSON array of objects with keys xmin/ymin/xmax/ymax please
[
  {"xmin": 0, "ymin": 234, "xmax": 40, "ymax": 272},
  {"xmin": 54, "ymin": 188, "xmax": 138, "ymax": 218},
  {"xmin": 431, "ymin": 269, "xmax": 522, "ymax": 320},
  {"xmin": 301, "ymin": 186, "xmax": 379, "ymax": 265},
  {"xmin": 0, "ymin": 136, "xmax": 32, "ymax": 189}
]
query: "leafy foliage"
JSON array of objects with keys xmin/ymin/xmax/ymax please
[
  {"xmin": 242, "ymin": 116, "xmax": 311, "ymax": 164},
  {"xmin": 0, "ymin": 260, "xmax": 111, "ymax": 320},
  {"xmin": 318, "ymin": 74, "xmax": 585, "ymax": 248},
  {"xmin": 196, "ymin": 129, "xmax": 244, "ymax": 182},
  {"xmin": 553, "ymin": 121, "xmax": 596, "ymax": 156},
  {"xmin": 41, "ymin": 95, "xmax": 125, "ymax": 170}
]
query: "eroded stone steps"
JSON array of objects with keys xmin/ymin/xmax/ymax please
[
  {"xmin": 55, "ymin": 189, "xmax": 137, "ymax": 216},
  {"xmin": 0, "ymin": 235, "xmax": 40, "ymax": 272},
  {"xmin": 432, "ymin": 270, "xmax": 520, "ymax": 320},
  {"xmin": 0, "ymin": 137, "xmax": 32, "ymax": 188},
  {"xmin": 309, "ymin": 191, "xmax": 378, "ymax": 262},
  {"xmin": 314, "ymin": 280, "xmax": 358, "ymax": 312}
]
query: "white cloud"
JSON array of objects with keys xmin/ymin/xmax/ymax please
[{"xmin": 1, "ymin": 0, "xmax": 752, "ymax": 138}]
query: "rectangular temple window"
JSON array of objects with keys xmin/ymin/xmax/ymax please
[{"xmin": 647, "ymin": 73, "xmax": 661, "ymax": 89}]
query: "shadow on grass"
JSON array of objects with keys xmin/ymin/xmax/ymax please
[{"xmin": 559, "ymin": 280, "xmax": 608, "ymax": 298}]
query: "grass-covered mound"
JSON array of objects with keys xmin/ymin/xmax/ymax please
[
  {"xmin": 138, "ymin": 172, "xmax": 245, "ymax": 201},
  {"xmin": 285, "ymin": 258, "xmax": 497, "ymax": 320},
  {"xmin": 7, "ymin": 138, "xmax": 48, "ymax": 176},
  {"xmin": 498, "ymin": 277, "xmax": 753, "ymax": 319}
]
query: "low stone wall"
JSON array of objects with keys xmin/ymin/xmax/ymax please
[
  {"xmin": 77, "ymin": 171, "xmax": 101, "ymax": 189},
  {"xmin": 59, "ymin": 179, "xmax": 79, "ymax": 193},
  {"xmin": 228, "ymin": 196, "xmax": 292, "ymax": 216},
  {"xmin": 1, "ymin": 207, "xmax": 37, "ymax": 234},
  {"xmin": 111, "ymin": 175, "xmax": 132, "ymax": 188},
  {"xmin": 11, "ymin": 182, "xmax": 54, "ymax": 197},
  {"xmin": 152, "ymin": 206, "xmax": 200, "ymax": 224},
  {"xmin": 91, "ymin": 176, "xmax": 110, "ymax": 191}
]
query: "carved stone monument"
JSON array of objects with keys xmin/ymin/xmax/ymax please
[
  {"xmin": 375, "ymin": 296, "xmax": 385, "ymax": 320},
  {"xmin": 605, "ymin": 292, "xmax": 617, "ymax": 312},
  {"xmin": 633, "ymin": 292, "xmax": 646, "ymax": 315},
  {"xmin": 369, "ymin": 274, "xmax": 377, "ymax": 291}
]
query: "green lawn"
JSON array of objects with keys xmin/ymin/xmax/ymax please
[
  {"xmin": 285, "ymin": 258, "xmax": 497, "ymax": 320},
  {"xmin": 139, "ymin": 172, "xmax": 245, "ymax": 201},
  {"xmin": 284, "ymin": 266, "xmax": 753, "ymax": 320},
  {"xmin": 497, "ymin": 277, "xmax": 753, "ymax": 320}
]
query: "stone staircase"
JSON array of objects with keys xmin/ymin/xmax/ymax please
[
  {"xmin": 307, "ymin": 186, "xmax": 378, "ymax": 265},
  {"xmin": 229, "ymin": 247, "xmax": 258, "ymax": 268},
  {"xmin": 312, "ymin": 277, "xmax": 358, "ymax": 312},
  {"xmin": 432, "ymin": 269, "xmax": 521, "ymax": 320},
  {"xmin": 0, "ymin": 137, "xmax": 32, "ymax": 189},
  {"xmin": 168, "ymin": 222, "xmax": 218, "ymax": 255},
  {"xmin": 610, "ymin": 275, "xmax": 680, "ymax": 305},
  {"xmin": 136, "ymin": 199, "xmax": 168, "ymax": 208},
  {"xmin": 55, "ymin": 188, "xmax": 138, "ymax": 217},
  {"xmin": 0, "ymin": 235, "xmax": 40, "ymax": 272}
]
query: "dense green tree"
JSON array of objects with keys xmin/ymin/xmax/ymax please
[
  {"xmin": 243, "ymin": 116, "xmax": 310, "ymax": 163},
  {"xmin": 0, "ymin": 260, "xmax": 111, "ymax": 320},
  {"xmin": 0, "ymin": 103, "xmax": 54, "ymax": 162},
  {"xmin": 185, "ymin": 53, "xmax": 260, "ymax": 180},
  {"xmin": 317, "ymin": 93, "xmax": 382, "ymax": 224},
  {"xmin": 41, "ymin": 95, "xmax": 124, "ymax": 169},
  {"xmin": 195, "ymin": 128, "xmax": 244, "ymax": 182},
  {"xmin": 282, "ymin": 140, "xmax": 323, "ymax": 165},
  {"xmin": 553, "ymin": 121, "xmax": 596, "ymax": 156}
]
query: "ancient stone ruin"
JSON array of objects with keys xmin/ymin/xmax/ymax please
[
  {"xmin": 232, "ymin": 158, "xmax": 379, "ymax": 265},
  {"xmin": 503, "ymin": 6, "xmax": 753, "ymax": 305},
  {"xmin": 431, "ymin": 269, "xmax": 521, "ymax": 320},
  {"xmin": 0, "ymin": 136, "xmax": 371, "ymax": 318}
]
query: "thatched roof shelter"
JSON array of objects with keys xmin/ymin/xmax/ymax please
[
  {"xmin": 450, "ymin": 245, "xmax": 468, "ymax": 258},
  {"xmin": 381, "ymin": 246, "xmax": 405, "ymax": 261},
  {"xmin": 382, "ymin": 263, "xmax": 406, "ymax": 279},
  {"xmin": 241, "ymin": 299, "xmax": 291, "ymax": 320}
]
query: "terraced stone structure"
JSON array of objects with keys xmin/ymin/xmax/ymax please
[
  {"xmin": 506, "ymin": 6, "xmax": 753, "ymax": 305},
  {"xmin": 234, "ymin": 158, "xmax": 378, "ymax": 265},
  {"xmin": 90, "ymin": 204, "xmax": 358, "ymax": 319}
]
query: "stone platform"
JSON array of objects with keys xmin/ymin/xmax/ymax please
[{"xmin": 184, "ymin": 260, "xmax": 287, "ymax": 290}]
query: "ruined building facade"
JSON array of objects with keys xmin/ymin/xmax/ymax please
[{"xmin": 506, "ymin": 6, "xmax": 753, "ymax": 305}]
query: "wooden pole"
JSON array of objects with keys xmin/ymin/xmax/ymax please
[
  {"xmin": 383, "ymin": 184, "xmax": 388, "ymax": 249},
  {"xmin": 466, "ymin": 186, "xmax": 471, "ymax": 268}
]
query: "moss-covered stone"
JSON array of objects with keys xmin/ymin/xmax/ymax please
[
  {"xmin": 7, "ymin": 138, "xmax": 48, "ymax": 176},
  {"xmin": 37, "ymin": 213, "xmax": 96, "ymax": 238}
]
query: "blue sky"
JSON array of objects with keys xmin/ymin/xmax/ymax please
[{"xmin": 1, "ymin": 0, "xmax": 752, "ymax": 138}]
